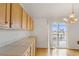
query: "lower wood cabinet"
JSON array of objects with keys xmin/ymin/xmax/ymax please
[
  {"xmin": 23, "ymin": 46, "xmax": 31, "ymax": 56},
  {"xmin": 30, "ymin": 37, "xmax": 36, "ymax": 56},
  {"xmin": 24, "ymin": 36, "xmax": 36, "ymax": 56}
]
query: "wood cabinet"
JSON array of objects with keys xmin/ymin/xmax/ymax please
[
  {"xmin": 0, "ymin": 3, "xmax": 34, "ymax": 31},
  {"xmin": 0, "ymin": 3, "xmax": 10, "ymax": 28},
  {"xmin": 23, "ymin": 46, "xmax": 31, "ymax": 56},
  {"xmin": 27, "ymin": 16, "xmax": 31, "ymax": 31},
  {"xmin": 30, "ymin": 18, "xmax": 34, "ymax": 31},
  {"xmin": 24, "ymin": 36, "xmax": 36, "ymax": 56},
  {"xmin": 11, "ymin": 3, "xmax": 22, "ymax": 29},
  {"xmin": 0, "ymin": 3, "xmax": 6, "ymax": 26},
  {"xmin": 27, "ymin": 16, "xmax": 34, "ymax": 31},
  {"xmin": 6, "ymin": 3, "xmax": 11, "ymax": 28},
  {"xmin": 23, "ymin": 36, "xmax": 36, "ymax": 56},
  {"xmin": 30, "ymin": 37, "xmax": 36, "ymax": 56},
  {"xmin": 22, "ymin": 9, "xmax": 28, "ymax": 30}
]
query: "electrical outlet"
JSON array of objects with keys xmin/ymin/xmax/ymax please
[{"xmin": 77, "ymin": 41, "xmax": 79, "ymax": 44}]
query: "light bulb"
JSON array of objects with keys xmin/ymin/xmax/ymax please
[
  {"xmin": 63, "ymin": 18, "xmax": 68, "ymax": 22},
  {"xmin": 70, "ymin": 21, "xmax": 75, "ymax": 23},
  {"xmin": 70, "ymin": 13, "xmax": 75, "ymax": 18},
  {"xmin": 74, "ymin": 18, "xmax": 78, "ymax": 21}
]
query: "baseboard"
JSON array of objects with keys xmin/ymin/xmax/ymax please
[
  {"xmin": 36, "ymin": 48, "xmax": 79, "ymax": 50},
  {"xmin": 67, "ymin": 48, "xmax": 79, "ymax": 50}
]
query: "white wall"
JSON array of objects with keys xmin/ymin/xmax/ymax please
[
  {"xmin": 33, "ymin": 18, "xmax": 48, "ymax": 48},
  {"xmin": 0, "ymin": 29, "xmax": 30, "ymax": 47},
  {"xmin": 33, "ymin": 18, "xmax": 79, "ymax": 49},
  {"xmin": 49, "ymin": 20, "xmax": 79, "ymax": 49},
  {"xmin": 1, "ymin": 18, "xmax": 78, "ymax": 49},
  {"xmin": 68, "ymin": 22, "xmax": 79, "ymax": 49}
]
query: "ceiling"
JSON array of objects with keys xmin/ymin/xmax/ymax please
[{"xmin": 21, "ymin": 3, "xmax": 79, "ymax": 21}]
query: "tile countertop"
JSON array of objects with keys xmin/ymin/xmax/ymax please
[{"xmin": 0, "ymin": 38, "xmax": 31, "ymax": 56}]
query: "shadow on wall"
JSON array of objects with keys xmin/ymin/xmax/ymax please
[{"xmin": 0, "ymin": 29, "xmax": 30, "ymax": 47}]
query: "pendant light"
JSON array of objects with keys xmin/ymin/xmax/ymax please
[{"xmin": 63, "ymin": 4, "xmax": 78, "ymax": 23}]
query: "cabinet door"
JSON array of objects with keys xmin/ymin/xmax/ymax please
[
  {"xmin": 11, "ymin": 4, "xmax": 22, "ymax": 29},
  {"xmin": 30, "ymin": 38, "xmax": 36, "ymax": 56},
  {"xmin": 0, "ymin": 3, "xmax": 11, "ymax": 28},
  {"xmin": 27, "ymin": 16, "xmax": 30, "ymax": 31},
  {"xmin": 6, "ymin": 3, "xmax": 11, "ymax": 28},
  {"xmin": 23, "ymin": 46, "xmax": 31, "ymax": 56},
  {"xmin": 0, "ymin": 3, "xmax": 6, "ymax": 26},
  {"xmin": 22, "ymin": 10, "xmax": 28, "ymax": 30},
  {"xmin": 30, "ymin": 18, "xmax": 34, "ymax": 31},
  {"xmin": 0, "ymin": 4, "xmax": 6, "ymax": 27},
  {"xmin": 27, "ymin": 16, "xmax": 34, "ymax": 31}
]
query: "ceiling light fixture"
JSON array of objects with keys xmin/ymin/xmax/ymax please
[{"xmin": 63, "ymin": 4, "xmax": 78, "ymax": 23}]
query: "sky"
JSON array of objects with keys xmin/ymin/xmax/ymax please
[{"xmin": 52, "ymin": 23, "xmax": 67, "ymax": 32}]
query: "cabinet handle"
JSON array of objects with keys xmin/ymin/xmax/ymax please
[{"xmin": 9, "ymin": 3, "xmax": 12, "ymax": 28}]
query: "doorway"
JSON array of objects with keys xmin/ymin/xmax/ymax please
[
  {"xmin": 50, "ymin": 22, "xmax": 67, "ymax": 49},
  {"xmin": 48, "ymin": 22, "xmax": 68, "ymax": 56}
]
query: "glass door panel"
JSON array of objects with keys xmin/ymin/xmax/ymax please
[{"xmin": 51, "ymin": 23, "xmax": 67, "ymax": 48}]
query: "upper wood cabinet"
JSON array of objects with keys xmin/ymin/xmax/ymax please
[
  {"xmin": 11, "ymin": 4, "xmax": 22, "ymax": 29},
  {"xmin": 30, "ymin": 17, "xmax": 34, "ymax": 31},
  {"xmin": 0, "ymin": 3, "xmax": 6, "ymax": 26},
  {"xmin": 22, "ymin": 9, "xmax": 28, "ymax": 30},
  {"xmin": 27, "ymin": 16, "xmax": 31, "ymax": 31},
  {"xmin": 0, "ymin": 3, "xmax": 34, "ymax": 31},
  {"xmin": 0, "ymin": 3, "xmax": 10, "ymax": 28},
  {"xmin": 27, "ymin": 16, "xmax": 34, "ymax": 31},
  {"xmin": 6, "ymin": 4, "xmax": 11, "ymax": 28}
]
